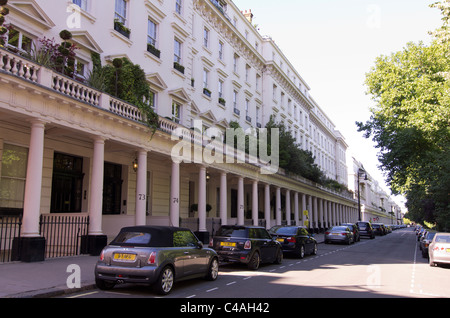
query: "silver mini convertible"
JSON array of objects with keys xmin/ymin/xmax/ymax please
[{"xmin": 95, "ymin": 226, "xmax": 219, "ymax": 295}]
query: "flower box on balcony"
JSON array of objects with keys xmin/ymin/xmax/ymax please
[
  {"xmin": 218, "ymin": 97, "xmax": 226, "ymax": 106},
  {"xmin": 114, "ymin": 20, "xmax": 131, "ymax": 38},
  {"xmin": 147, "ymin": 44, "xmax": 160, "ymax": 58},
  {"xmin": 173, "ymin": 62, "xmax": 185, "ymax": 74},
  {"xmin": 203, "ymin": 88, "xmax": 212, "ymax": 97}
]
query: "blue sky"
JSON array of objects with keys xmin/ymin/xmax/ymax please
[{"xmin": 233, "ymin": 0, "xmax": 442, "ymax": 208}]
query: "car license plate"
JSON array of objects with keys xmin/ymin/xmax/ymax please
[
  {"xmin": 114, "ymin": 253, "xmax": 136, "ymax": 261},
  {"xmin": 220, "ymin": 242, "xmax": 236, "ymax": 247},
  {"xmin": 332, "ymin": 233, "xmax": 340, "ymax": 236},
  {"xmin": 447, "ymin": 248, "xmax": 450, "ymax": 253},
  {"xmin": 277, "ymin": 238, "xmax": 285, "ymax": 243}
]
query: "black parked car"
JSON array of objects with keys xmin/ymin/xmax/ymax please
[
  {"xmin": 372, "ymin": 223, "xmax": 386, "ymax": 236},
  {"xmin": 95, "ymin": 226, "xmax": 219, "ymax": 295},
  {"xmin": 269, "ymin": 225, "xmax": 318, "ymax": 258},
  {"xmin": 356, "ymin": 221, "xmax": 375, "ymax": 239},
  {"xmin": 210, "ymin": 225, "xmax": 283, "ymax": 270},
  {"xmin": 341, "ymin": 223, "xmax": 360, "ymax": 242}
]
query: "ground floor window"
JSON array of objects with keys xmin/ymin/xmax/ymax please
[{"xmin": 0, "ymin": 144, "xmax": 28, "ymax": 215}]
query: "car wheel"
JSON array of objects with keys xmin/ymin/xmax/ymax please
[
  {"xmin": 297, "ymin": 245, "xmax": 305, "ymax": 259},
  {"xmin": 155, "ymin": 266, "xmax": 174, "ymax": 295},
  {"xmin": 248, "ymin": 251, "xmax": 260, "ymax": 270},
  {"xmin": 205, "ymin": 258, "xmax": 219, "ymax": 281},
  {"xmin": 95, "ymin": 278, "xmax": 115, "ymax": 291},
  {"xmin": 274, "ymin": 248, "xmax": 283, "ymax": 264},
  {"xmin": 312, "ymin": 243, "xmax": 318, "ymax": 255}
]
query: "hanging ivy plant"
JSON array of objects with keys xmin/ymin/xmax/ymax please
[{"xmin": 90, "ymin": 57, "xmax": 159, "ymax": 136}]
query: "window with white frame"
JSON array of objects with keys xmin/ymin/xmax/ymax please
[
  {"xmin": 203, "ymin": 69, "xmax": 209, "ymax": 91},
  {"xmin": 7, "ymin": 28, "xmax": 33, "ymax": 53},
  {"xmin": 147, "ymin": 19, "xmax": 157, "ymax": 47},
  {"xmin": 172, "ymin": 101, "xmax": 181, "ymax": 123},
  {"xmin": 203, "ymin": 27, "xmax": 209, "ymax": 48},
  {"xmin": 115, "ymin": 0, "xmax": 127, "ymax": 24},
  {"xmin": 218, "ymin": 79, "xmax": 224, "ymax": 98},
  {"xmin": 245, "ymin": 64, "xmax": 250, "ymax": 83},
  {"xmin": 256, "ymin": 106, "xmax": 260, "ymax": 125},
  {"xmin": 175, "ymin": 0, "xmax": 182, "ymax": 15},
  {"xmin": 218, "ymin": 41, "xmax": 224, "ymax": 60},
  {"xmin": 72, "ymin": 0, "xmax": 88, "ymax": 11},
  {"xmin": 174, "ymin": 38, "xmax": 182, "ymax": 64},
  {"xmin": 233, "ymin": 54, "xmax": 239, "ymax": 73}
]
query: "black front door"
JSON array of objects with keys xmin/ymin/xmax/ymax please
[
  {"xmin": 103, "ymin": 162, "xmax": 122, "ymax": 215},
  {"xmin": 51, "ymin": 153, "xmax": 83, "ymax": 213}
]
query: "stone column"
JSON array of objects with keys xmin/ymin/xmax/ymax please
[
  {"xmin": 252, "ymin": 180, "xmax": 258, "ymax": 226},
  {"xmin": 170, "ymin": 161, "xmax": 180, "ymax": 227},
  {"xmin": 86, "ymin": 136, "xmax": 107, "ymax": 256},
  {"xmin": 19, "ymin": 120, "xmax": 46, "ymax": 262},
  {"xmin": 220, "ymin": 172, "xmax": 227, "ymax": 226},
  {"xmin": 294, "ymin": 192, "xmax": 299, "ymax": 226},
  {"xmin": 237, "ymin": 176, "xmax": 245, "ymax": 225},
  {"xmin": 198, "ymin": 166, "xmax": 207, "ymax": 232},
  {"xmin": 276, "ymin": 187, "xmax": 281, "ymax": 225},
  {"xmin": 135, "ymin": 150, "xmax": 147, "ymax": 226},
  {"xmin": 285, "ymin": 189, "xmax": 291, "ymax": 225},
  {"xmin": 264, "ymin": 184, "xmax": 271, "ymax": 229}
]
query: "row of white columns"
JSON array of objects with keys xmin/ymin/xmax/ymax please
[{"xmin": 20, "ymin": 120, "xmax": 358, "ymax": 240}]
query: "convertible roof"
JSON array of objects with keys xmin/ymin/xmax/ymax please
[{"xmin": 111, "ymin": 226, "xmax": 194, "ymax": 247}]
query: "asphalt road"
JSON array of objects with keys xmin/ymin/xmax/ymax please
[{"xmin": 63, "ymin": 228, "xmax": 449, "ymax": 299}]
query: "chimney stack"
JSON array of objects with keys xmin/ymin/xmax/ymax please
[{"xmin": 241, "ymin": 9, "xmax": 253, "ymax": 24}]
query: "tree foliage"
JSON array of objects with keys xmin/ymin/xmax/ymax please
[
  {"xmin": 357, "ymin": 1, "xmax": 450, "ymax": 231},
  {"xmin": 88, "ymin": 57, "xmax": 159, "ymax": 134}
]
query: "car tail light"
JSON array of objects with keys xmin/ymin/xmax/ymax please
[
  {"xmin": 341, "ymin": 233, "xmax": 347, "ymax": 236},
  {"xmin": 209, "ymin": 238, "xmax": 214, "ymax": 248},
  {"xmin": 99, "ymin": 250, "xmax": 105, "ymax": 261},
  {"xmin": 325, "ymin": 232, "xmax": 330, "ymax": 235},
  {"xmin": 244, "ymin": 240, "xmax": 251, "ymax": 250},
  {"xmin": 287, "ymin": 237, "xmax": 296, "ymax": 243},
  {"xmin": 148, "ymin": 251, "xmax": 157, "ymax": 265}
]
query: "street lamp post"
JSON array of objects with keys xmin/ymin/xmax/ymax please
[{"xmin": 357, "ymin": 168, "xmax": 368, "ymax": 222}]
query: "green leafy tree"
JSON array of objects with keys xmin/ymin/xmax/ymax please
[{"xmin": 357, "ymin": 1, "xmax": 450, "ymax": 231}]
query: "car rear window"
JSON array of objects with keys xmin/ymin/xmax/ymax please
[
  {"xmin": 271, "ymin": 227, "xmax": 297, "ymax": 235},
  {"xmin": 331, "ymin": 226, "xmax": 347, "ymax": 231},
  {"xmin": 435, "ymin": 235, "xmax": 450, "ymax": 243},
  {"xmin": 113, "ymin": 232, "xmax": 152, "ymax": 245},
  {"xmin": 216, "ymin": 227, "xmax": 248, "ymax": 238}
]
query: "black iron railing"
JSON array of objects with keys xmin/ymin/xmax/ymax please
[
  {"xmin": 39, "ymin": 214, "xmax": 89, "ymax": 259},
  {"xmin": 0, "ymin": 215, "xmax": 22, "ymax": 263}
]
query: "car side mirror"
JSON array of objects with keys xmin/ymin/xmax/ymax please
[{"xmin": 197, "ymin": 241, "xmax": 204, "ymax": 249}]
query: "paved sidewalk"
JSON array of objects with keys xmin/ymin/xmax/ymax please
[
  {"xmin": 0, "ymin": 234, "xmax": 324, "ymax": 298},
  {"xmin": 0, "ymin": 255, "xmax": 98, "ymax": 298}
]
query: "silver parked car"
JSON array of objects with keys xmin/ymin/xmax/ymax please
[
  {"xmin": 325, "ymin": 226, "xmax": 354, "ymax": 245},
  {"xmin": 95, "ymin": 226, "xmax": 219, "ymax": 295},
  {"xmin": 429, "ymin": 232, "xmax": 450, "ymax": 267}
]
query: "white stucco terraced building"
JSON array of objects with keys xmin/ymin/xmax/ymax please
[{"xmin": 0, "ymin": 0, "xmax": 399, "ymax": 261}]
